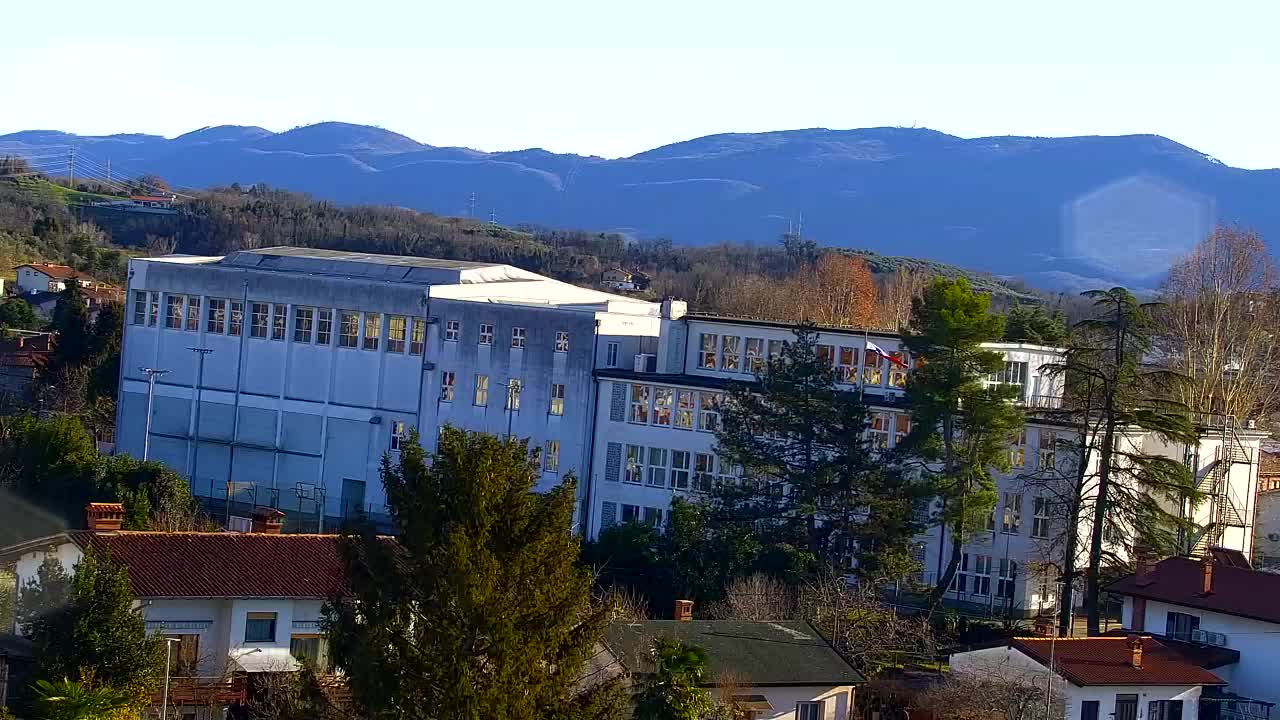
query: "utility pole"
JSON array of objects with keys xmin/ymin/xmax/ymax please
[
  {"xmin": 67, "ymin": 148, "xmax": 75, "ymax": 188},
  {"xmin": 489, "ymin": 209, "xmax": 497, "ymax": 226},
  {"xmin": 468, "ymin": 191, "xmax": 477, "ymax": 217},
  {"xmin": 187, "ymin": 348, "xmax": 213, "ymax": 498},
  {"xmin": 106, "ymin": 157, "xmax": 111, "ymax": 185},
  {"xmin": 139, "ymin": 367, "xmax": 170, "ymax": 461}
]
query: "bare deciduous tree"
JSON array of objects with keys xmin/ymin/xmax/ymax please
[
  {"xmin": 1158, "ymin": 226, "xmax": 1280, "ymax": 422},
  {"xmin": 918, "ymin": 656, "xmax": 1066, "ymax": 720},
  {"xmin": 878, "ymin": 266, "xmax": 930, "ymax": 331},
  {"xmin": 799, "ymin": 573, "xmax": 936, "ymax": 677},
  {"xmin": 703, "ymin": 574, "xmax": 797, "ymax": 621}
]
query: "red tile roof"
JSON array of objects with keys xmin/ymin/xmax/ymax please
[
  {"xmin": 1011, "ymin": 637, "xmax": 1225, "ymax": 687},
  {"xmin": 17, "ymin": 263, "xmax": 80, "ymax": 280},
  {"xmin": 70, "ymin": 531, "xmax": 347, "ymax": 599},
  {"xmin": 1108, "ymin": 557, "xmax": 1280, "ymax": 625}
]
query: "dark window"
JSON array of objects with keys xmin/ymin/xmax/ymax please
[
  {"xmin": 244, "ymin": 612, "xmax": 277, "ymax": 643},
  {"xmin": 1080, "ymin": 701, "xmax": 1099, "ymax": 720},
  {"xmin": 1150, "ymin": 700, "xmax": 1184, "ymax": 720},
  {"xmin": 342, "ymin": 478, "xmax": 366, "ymax": 518},
  {"xmin": 1115, "ymin": 694, "xmax": 1139, "ymax": 720},
  {"xmin": 1166, "ymin": 611, "xmax": 1200, "ymax": 641}
]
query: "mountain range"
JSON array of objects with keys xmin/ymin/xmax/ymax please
[{"xmin": 3, "ymin": 122, "xmax": 1279, "ymax": 291}]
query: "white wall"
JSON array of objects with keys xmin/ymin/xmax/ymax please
[
  {"xmin": 10, "ymin": 541, "xmax": 85, "ymax": 632},
  {"xmin": 750, "ymin": 685, "xmax": 852, "ymax": 720}
]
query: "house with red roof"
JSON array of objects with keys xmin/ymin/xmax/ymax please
[
  {"xmin": 1108, "ymin": 554, "xmax": 1280, "ymax": 715},
  {"xmin": 950, "ymin": 635, "xmax": 1226, "ymax": 720},
  {"xmin": 2, "ymin": 503, "xmax": 348, "ymax": 714}
]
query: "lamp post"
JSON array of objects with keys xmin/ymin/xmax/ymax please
[
  {"xmin": 139, "ymin": 367, "xmax": 170, "ymax": 461},
  {"xmin": 1045, "ymin": 578, "xmax": 1066, "ymax": 719},
  {"xmin": 505, "ymin": 380, "xmax": 519, "ymax": 438},
  {"xmin": 187, "ymin": 348, "xmax": 213, "ymax": 497},
  {"xmin": 161, "ymin": 636, "xmax": 181, "ymax": 720}
]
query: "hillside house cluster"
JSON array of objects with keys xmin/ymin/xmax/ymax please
[{"xmin": 12, "ymin": 263, "xmax": 123, "ymax": 320}]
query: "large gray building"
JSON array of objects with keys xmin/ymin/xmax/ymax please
[{"xmin": 116, "ymin": 248, "xmax": 674, "ymax": 530}]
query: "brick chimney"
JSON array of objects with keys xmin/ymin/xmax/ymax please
[
  {"xmin": 673, "ymin": 599, "xmax": 694, "ymax": 622},
  {"xmin": 251, "ymin": 507, "xmax": 285, "ymax": 535},
  {"xmin": 1134, "ymin": 551, "xmax": 1157, "ymax": 587},
  {"xmin": 86, "ymin": 502, "xmax": 125, "ymax": 533},
  {"xmin": 1201, "ymin": 556, "xmax": 1215, "ymax": 595},
  {"xmin": 1127, "ymin": 635, "xmax": 1144, "ymax": 669}
]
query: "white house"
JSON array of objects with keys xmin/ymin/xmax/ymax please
[
  {"xmin": 2, "ymin": 503, "xmax": 347, "ymax": 718},
  {"xmin": 13, "ymin": 262, "xmax": 100, "ymax": 295},
  {"xmin": 950, "ymin": 636, "xmax": 1225, "ymax": 720},
  {"xmin": 1109, "ymin": 554, "xmax": 1280, "ymax": 714},
  {"xmin": 599, "ymin": 613, "xmax": 863, "ymax": 720}
]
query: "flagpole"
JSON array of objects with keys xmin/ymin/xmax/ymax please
[{"xmin": 861, "ymin": 330, "xmax": 868, "ymax": 401}]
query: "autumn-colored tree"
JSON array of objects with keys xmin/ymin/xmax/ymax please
[
  {"xmin": 787, "ymin": 253, "xmax": 879, "ymax": 327},
  {"xmin": 878, "ymin": 266, "xmax": 930, "ymax": 331}
]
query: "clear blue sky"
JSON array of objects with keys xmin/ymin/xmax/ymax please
[{"xmin": 5, "ymin": 0, "xmax": 1278, "ymax": 169}]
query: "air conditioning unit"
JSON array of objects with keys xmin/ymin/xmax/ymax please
[
  {"xmin": 226, "ymin": 515, "xmax": 252, "ymax": 533},
  {"xmin": 1190, "ymin": 629, "xmax": 1228, "ymax": 647},
  {"xmin": 633, "ymin": 353, "xmax": 657, "ymax": 373}
]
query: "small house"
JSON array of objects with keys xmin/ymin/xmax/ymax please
[{"xmin": 602, "ymin": 268, "xmax": 636, "ymax": 291}]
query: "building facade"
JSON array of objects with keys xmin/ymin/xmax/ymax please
[{"xmin": 115, "ymin": 248, "xmax": 672, "ymax": 530}]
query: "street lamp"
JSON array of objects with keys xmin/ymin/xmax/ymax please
[
  {"xmin": 138, "ymin": 367, "xmax": 170, "ymax": 461},
  {"xmin": 161, "ymin": 636, "xmax": 181, "ymax": 720}
]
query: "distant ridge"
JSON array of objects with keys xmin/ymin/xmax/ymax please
[{"xmin": 3, "ymin": 122, "xmax": 1278, "ymax": 290}]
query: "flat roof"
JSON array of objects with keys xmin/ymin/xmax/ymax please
[{"xmin": 229, "ymin": 246, "xmax": 496, "ymax": 271}]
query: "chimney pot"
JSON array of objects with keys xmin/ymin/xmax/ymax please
[
  {"xmin": 1201, "ymin": 557, "xmax": 1215, "ymax": 594},
  {"xmin": 673, "ymin": 599, "xmax": 694, "ymax": 622},
  {"xmin": 85, "ymin": 502, "xmax": 125, "ymax": 533},
  {"xmin": 251, "ymin": 507, "xmax": 286, "ymax": 534},
  {"xmin": 1127, "ymin": 634, "xmax": 1144, "ymax": 669}
]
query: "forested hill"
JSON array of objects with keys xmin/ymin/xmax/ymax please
[{"xmin": 4, "ymin": 122, "xmax": 1279, "ymax": 291}]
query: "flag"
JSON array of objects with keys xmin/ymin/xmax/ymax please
[{"xmin": 866, "ymin": 340, "xmax": 909, "ymax": 368}]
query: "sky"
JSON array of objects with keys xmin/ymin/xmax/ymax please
[{"xmin": 4, "ymin": 0, "xmax": 1279, "ymax": 169}]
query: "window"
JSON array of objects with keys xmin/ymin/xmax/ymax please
[
  {"xmin": 1080, "ymin": 701, "xmax": 1100, "ymax": 720},
  {"xmin": 250, "ymin": 302, "xmax": 269, "ymax": 338},
  {"xmin": 621, "ymin": 504, "xmax": 640, "ymax": 523},
  {"xmin": 132, "ymin": 291, "xmax": 147, "ymax": 325},
  {"xmin": 293, "ymin": 306, "xmax": 314, "ymax": 343},
  {"xmin": 894, "ymin": 415, "xmax": 911, "ymax": 446},
  {"xmin": 207, "ymin": 298, "xmax": 226, "ymax": 334},
  {"xmin": 186, "ymin": 296, "xmax": 201, "ymax": 331},
  {"xmin": 970, "ymin": 554, "xmax": 992, "ymax": 596},
  {"xmin": 653, "ymin": 387, "xmax": 673, "ymax": 426},
  {"xmin": 987, "ymin": 361, "xmax": 1028, "ymax": 399},
  {"xmin": 169, "ymin": 634, "xmax": 201, "ymax": 675},
  {"xmin": 888, "ymin": 352, "xmax": 909, "ymax": 388},
  {"xmin": 290, "ymin": 635, "xmax": 329, "ymax": 672},
  {"xmin": 315, "ymin": 308, "xmax": 332, "ymax": 345},
  {"xmin": 390, "ymin": 421, "xmax": 406, "ymax": 451},
  {"xmin": 272, "ymin": 304, "xmax": 286, "ymax": 340},
  {"xmin": 1010, "ymin": 430, "xmax": 1026, "ymax": 467},
  {"xmin": 647, "ymin": 448, "xmax": 668, "ymax": 487},
  {"xmin": 479, "ymin": 323, "xmax": 494, "ymax": 345},
  {"xmin": 607, "ymin": 341, "xmax": 620, "ymax": 367},
  {"xmin": 146, "ymin": 291, "xmax": 159, "ymax": 326},
  {"xmin": 506, "ymin": 379, "xmax": 522, "ymax": 410},
  {"xmin": 675, "ymin": 390, "xmax": 695, "ymax": 429},
  {"xmin": 624, "ymin": 445, "xmax": 644, "ymax": 484},
  {"xmin": 746, "ymin": 338, "xmax": 765, "ymax": 372},
  {"xmin": 671, "ymin": 451, "xmax": 691, "ymax": 490},
  {"xmin": 549, "ymin": 383, "xmax": 565, "ymax": 416},
  {"xmin": 796, "ymin": 701, "xmax": 824, "ymax": 720},
  {"xmin": 555, "ymin": 330, "xmax": 570, "ymax": 352},
  {"xmin": 698, "ymin": 392, "xmax": 722, "ymax": 432},
  {"xmin": 837, "ymin": 346, "xmax": 860, "ymax": 383},
  {"xmin": 698, "ymin": 333, "xmax": 718, "ymax": 369},
  {"xmin": 474, "ymin": 374, "xmax": 489, "ymax": 406},
  {"xmin": 767, "ymin": 339, "xmax": 783, "ymax": 360},
  {"xmin": 869, "ymin": 412, "xmax": 891, "ymax": 449},
  {"xmin": 1032, "ymin": 497, "xmax": 1051, "ymax": 538},
  {"xmin": 1149, "ymin": 700, "xmax": 1184, "ymax": 720},
  {"xmin": 1002, "ymin": 492, "xmax": 1022, "ymax": 534},
  {"xmin": 630, "ymin": 384, "xmax": 651, "ymax": 424},
  {"xmin": 863, "ymin": 353, "xmax": 883, "ymax": 385},
  {"xmin": 1166, "ymin": 611, "xmax": 1200, "ymax": 641},
  {"xmin": 384, "ymin": 315, "xmax": 406, "ymax": 353},
  {"xmin": 339, "ymin": 311, "xmax": 359, "ymax": 347},
  {"xmin": 229, "ymin": 300, "xmax": 243, "ymax": 336},
  {"xmin": 1038, "ymin": 431, "xmax": 1057, "ymax": 470},
  {"xmin": 511, "ymin": 326, "xmax": 526, "ymax": 348},
  {"xmin": 166, "ymin": 295, "xmax": 185, "ymax": 328},
  {"xmin": 721, "ymin": 336, "xmax": 741, "ymax": 371},
  {"xmin": 410, "ymin": 318, "xmax": 424, "ymax": 355},
  {"xmin": 694, "ymin": 453, "xmax": 716, "ymax": 491},
  {"xmin": 445, "ymin": 320, "xmax": 460, "ymax": 341},
  {"xmin": 544, "ymin": 440, "xmax": 560, "ymax": 473},
  {"xmin": 643, "ymin": 506, "xmax": 664, "ymax": 528},
  {"xmin": 998, "ymin": 558, "xmax": 1018, "ymax": 599},
  {"xmin": 244, "ymin": 612, "xmax": 277, "ymax": 643},
  {"xmin": 440, "ymin": 371, "xmax": 455, "ymax": 401},
  {"xmin": 363, "ymin": 312, "xmax": 381, "ymax": 350}
]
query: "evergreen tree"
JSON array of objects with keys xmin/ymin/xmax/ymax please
[
  {"xmin": 325, "ymin": 427, "xmax": 622, "ymax": 720},
  {"xmin": 900, "ymin": 277, "xmax": 1025, "ymax": 602},
  {"xmin": 632, "ymin": 639, "xmax": 727, "ymax": 720},
  {"xmin": 1047, "ymin": 288, "xmax": 1198, "ymax": 634},
  {"xmin": 713, "ymin": 327, "xmax": 926, "ymax": 576},
  {"xmin": 49, "ymin": 282, "xmax": 91, "ymax": 371},
  {"xmin": 1003, "ymin": 304, "xmax": 1067, "ymax": 345},
  {"xmin": 0, "ymin": 298, "xmax": 39, "ymax": 331}
]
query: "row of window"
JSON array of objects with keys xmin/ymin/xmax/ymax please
[
  {"xmin": 438, "ymin": 371, "xmax": 568, "ymax": 416},
  {"xmin": 981, "ymin": 492, "xmax": 1053, "ymax": 538},
  {"xmin": 950, "ymin": 554, "xmax": 1019, "ymax": 599},
  {"xmin": 601, "ymin": 501, "xmax": 668, "ymax": 529},
  {"xmin": 696, "ymin": 332, "xmax": 910, "ymax": 388},
  {"xmin": 442, "ymin": 319, "xmax": 571, "ymax": 352},
  {"xmin": 1008, "ymin": 429, "xmax": 1059, "ymax": 470},
  {"xmin": 618, "ymin": 445, "xmax": 738, "ymax": 491}
]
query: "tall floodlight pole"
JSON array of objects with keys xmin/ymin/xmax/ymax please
[
  {"xmin": 139, "ymin": 367, "xmax": 170, "ymax": 461},
  {"xmin": 188, "ymin": 348, "xmax": 214, "ymax": 498}
]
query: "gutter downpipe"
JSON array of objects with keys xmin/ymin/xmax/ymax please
[
  {"xmin": 225, "ymin": 276, "xmax": 249, "ymax": 523},
  {"xmin": 580, "ymin": 318, "xmax": 602, "ymax": 536}
]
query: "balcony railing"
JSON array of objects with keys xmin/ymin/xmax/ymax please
[{"xmin": 155, "ymin": 676, "xmax": 247, "ymax": 706}]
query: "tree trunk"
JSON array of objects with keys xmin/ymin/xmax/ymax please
[{"xmin": 932, "ymin": 529, "xmax": 964, "ymax": 605}]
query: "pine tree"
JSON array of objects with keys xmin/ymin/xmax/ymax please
[
  {"xmin": 325, "ymin": 427, "xmax": 623, "ymax": 720},
  {"xmin": 900, "ymin": 277, "xmax": 1025, "ymax": 602},
  {"xmin": 713, "ymin": 327, "xmax": 926, "ymax": 577}
]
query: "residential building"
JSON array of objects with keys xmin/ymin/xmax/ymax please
[
  {"xmin": 1249, "ymin": 451, "xmax": 1280, "ymax": 568},
  {"xmin": 600, "ymin": 612, "xmax": 863, "ymax": 720},
  {"xmin": 1109, "ymin": 554, "xmax": 1280, "ymax": 712},
  {"xmin": 0, "ymin": 331, "xmax": 53, "ymax": 403},
  {"xmin": 115, "ymin": 248, "xmax": 674, "ymax": 531},
  {"xmin": 13, "ymin": 262, "xmax": 109, "ymax": 295},
  {"xmin": 950, "ymin": 636, "xmax": 1226, "ymax": 720},
  {"xmin": 1, "ymin": 503, "xmax": 346, "ymax": 718},
  {"xmin": 601, "ymin": 268, "xmax": 635, "ymax": 291}
]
